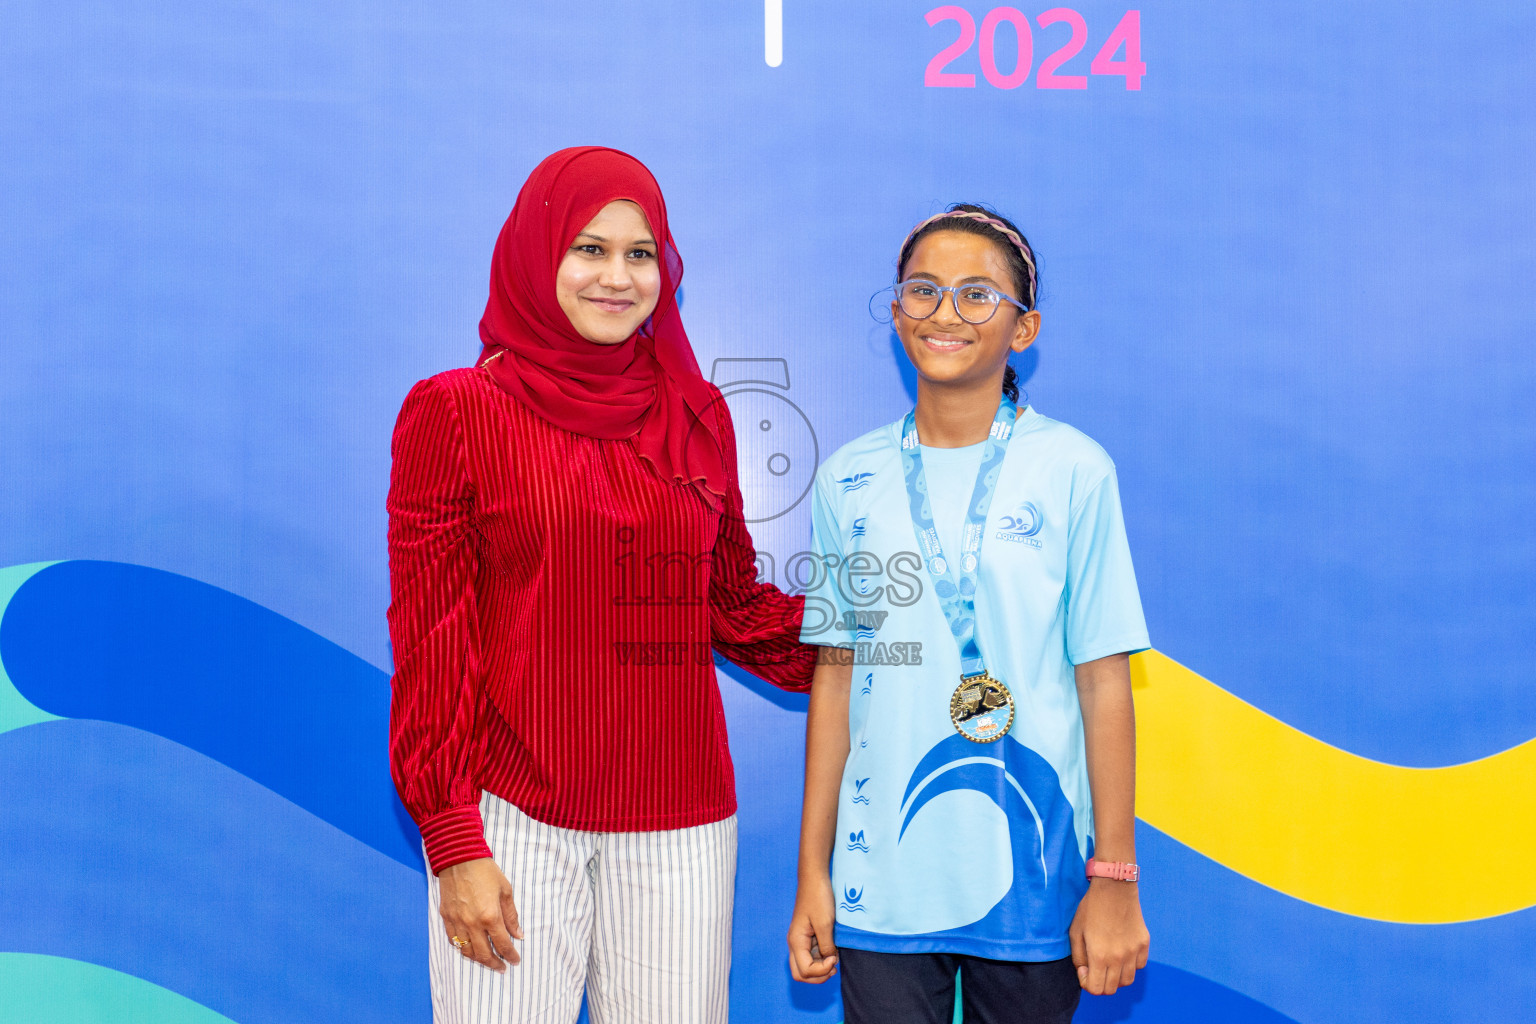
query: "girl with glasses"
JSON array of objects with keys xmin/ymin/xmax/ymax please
[
  {"xmin": 787, "ymin": 204, "xmax": 1151, "ymax": 1023},
  {"xmin": 387, "ymin": 147, "xmax": 816, "ymax": 1023}
]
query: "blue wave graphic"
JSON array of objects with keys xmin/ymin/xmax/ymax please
[
  {"xmin": 4, "ymin": 563, "xmax": 1526, "ymax": 1022},
  {"xmin": 0, "ymin": 718, "xmax": 426, "ymax": 1024},
  {"xmin": 1067, "ymin": 962, "xmax": 1301, "ymax": 1024},
  {"xmin": 0, "ymin": 560, "xmax": 421, "ymax": 870}
]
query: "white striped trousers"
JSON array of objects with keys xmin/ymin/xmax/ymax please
[{"xmin": 427, "ymin": 792, "xmax": 737, "ymax": 1024}]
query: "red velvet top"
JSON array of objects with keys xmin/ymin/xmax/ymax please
[{"xmin": 387, "ymin": 367, "xmax": 815, "ymax": 873}]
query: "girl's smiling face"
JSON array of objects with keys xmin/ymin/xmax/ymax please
[{"xmin": 893, "ymin": 229, "xmax": 1040, "ymax": 391}]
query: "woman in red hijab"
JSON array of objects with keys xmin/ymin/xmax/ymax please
[{"xmin": 387, "ymin": 147, "xmax": 815, "ymax": 1023}]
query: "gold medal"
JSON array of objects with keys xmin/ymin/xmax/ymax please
[{"xmin": 949, "ymin": 672, "xmax": 1014, "ymax": 743}]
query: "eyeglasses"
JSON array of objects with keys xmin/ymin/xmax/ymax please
[{"xmin": 894, "ymin": 279, "xmax": 1030, "ymax": 325}]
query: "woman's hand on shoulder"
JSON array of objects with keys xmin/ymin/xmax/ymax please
[
  {"xmin": 1070, "ymin": 878, "xmax": 1149, "ymax": 995},
  {"xmin": 787, "ymin": 873, "xmax": 839, "ymax": 984},
  {"xmin": 438, "ymin": 857, "xmax": 523, "ymax": 971}
]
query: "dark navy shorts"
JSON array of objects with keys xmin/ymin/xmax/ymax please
[{"xmin": 839, "ymin": 948, "xmax": 1081, "ymax": 1024}]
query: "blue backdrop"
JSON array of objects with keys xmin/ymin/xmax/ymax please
[{"xmin": 2, "ymin": 1, "xmax": 1533, "ymax": 1021}]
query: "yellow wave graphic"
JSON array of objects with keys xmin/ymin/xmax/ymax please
[{"xmin": 1132, "ymin": 650, "xmax": 1536, "ymax": 923}]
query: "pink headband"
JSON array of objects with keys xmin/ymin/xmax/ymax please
[{"xmin": 902, "ymin": 210, "xmax": 1037, "ymax": 303}]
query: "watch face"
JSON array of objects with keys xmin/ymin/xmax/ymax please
[{"xmin": 722, "ymin": 386, "xmax": 817, "ymax": 523}]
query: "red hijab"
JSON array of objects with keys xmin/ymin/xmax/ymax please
[{"xmin": 476, "ymin": 147, "xmax": 726, "ymax": 508}]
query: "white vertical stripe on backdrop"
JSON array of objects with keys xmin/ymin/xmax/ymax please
[{"xmin": 764, "ymin": 0, "xmax": 783, "ymax": 67}]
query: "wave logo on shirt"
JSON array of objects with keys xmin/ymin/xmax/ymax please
[
  {"xmin": 895, "ymin": 734, "xmax": 1087, "ymax": 939},
  {"xmin": 837, "ymin": 472, "xmax": 875, "ymax": 494},
  {"xmin": 995, "ymin": 501, "xmax": 1044, "ymax": 548},
  {"xmin": 852, "ymin": 778, "xmax": 871, "ymax": 804},
  {"xmin": 846, "ymin": 830, "xmax": 870, "ymax": 852},
  {"xmin": 839, "ymin": 886, "xmax": 867, "ymax": 912},
  {"xmin": 860, "ymin": 672, "xmax": 873, "ymax": 696},
  {"xmin": 850, "ymin": 516, "xmax": 867, "ymax": 539}
]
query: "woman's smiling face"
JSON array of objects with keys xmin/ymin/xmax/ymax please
[
  {"xmin": 893, "ymin": 229, "xmax": 1039, "ymax": 390},
  {"xmin": 555, "ymin": 200, "xmax": 663, "ymax": 345}
]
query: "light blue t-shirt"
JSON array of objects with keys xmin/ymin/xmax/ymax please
[{"xmin": 799, "ymin": 406, "xmax": 1150, "ymax": 961}]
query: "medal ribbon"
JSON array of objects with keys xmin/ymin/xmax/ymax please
[{"xmin": 899, "ymin": 395, "xmax": 1018, "ymax": 678}]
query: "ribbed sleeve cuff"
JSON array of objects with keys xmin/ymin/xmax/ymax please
[{"xmin": 419, "ymin": 803, "xmax": 492, "ymax": 875}]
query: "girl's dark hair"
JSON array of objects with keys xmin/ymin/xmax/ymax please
[{"xmin": 897, "ymin": 203, "xmax": 1038, "ymax": 402}]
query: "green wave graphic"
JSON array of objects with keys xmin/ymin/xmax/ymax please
[
  {"xmin": 0, "ymin": 953, "xmax": 238, "ymax": 1023},
  {"xmin": 0, "ymin": 562, "xmax": 61, "ymax": 735}
]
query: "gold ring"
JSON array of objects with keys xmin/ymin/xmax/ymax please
[{"xmin": 451, "ymin": 936, "xmax": 469, "ymax": 950}]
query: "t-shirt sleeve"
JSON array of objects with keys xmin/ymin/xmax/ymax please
[
  {"xmin": 1063, "ymin": 468, "xmax": 1151, "ymax": 665},
  {"xmin": 799, "ymin": 470, "xmax": 856, "ymax": 649}
]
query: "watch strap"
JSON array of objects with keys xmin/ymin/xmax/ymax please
[{"xmin": 1086, "ymin": 858, "xmax": 1140, "ymax": 882}]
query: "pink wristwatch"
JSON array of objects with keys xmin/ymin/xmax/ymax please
[{"xmin": 1085, "ymin": 858, "xmax": 1140, "ymax": 882}]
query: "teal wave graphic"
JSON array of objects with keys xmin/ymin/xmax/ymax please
[
  {"xmin": 0, "ymin": 718, "xmax": 427, "ymax": 1023},
  {"xmin": 0, "ymin": 953, "xmax": 239, "ymax": 1023},
  {"xmin": 0, "ymin": 562, "xmax": 60, "ymax": 734}
]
